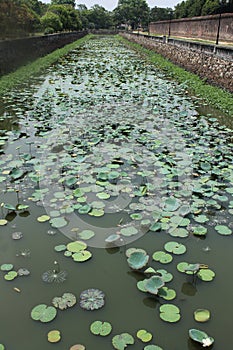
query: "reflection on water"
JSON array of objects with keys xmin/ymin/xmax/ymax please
[{"xmin": 181, "ymin": 282, "xmax": 197, "ymax": 296}]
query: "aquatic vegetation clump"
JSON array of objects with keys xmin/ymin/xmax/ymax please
[
  {"xmin": 79, "ymin": 288, "xmax": 105, "ymax": 311},
  {"xmin": 42, "ymin": 270, "xmax": 67, "ymax": 283}
]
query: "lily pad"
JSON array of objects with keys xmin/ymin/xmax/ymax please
[
  {"xmin": 0, "ymin": 219, "xmax": 7, "ymax": 226},
  {"xmin": 79, "ymin": 230, "xmax": 95, "ymax": 240},
  {"xmin": 54, "ymin": 244, "xmax": 67, "ymax": 252},
  {"xmin": 4, "ymin": 271, "xmax": 18, "ymax": 281},
  {"xmin": 37, "ymin": 215, "xmax": 50, "ymax": 222},
  {"xmin": 120, "ymin": 226, "xmax": 138, "ymax": 237},
  {"xmin": 164, "ymin": 241, "xmax": 186, "ymax": 255},
  {"xmin": 152, "ymin": 251, "xmax": 173, "ymax": 264},
  {"xmin": 31, "ymin": 304, "xmax": 57, "ymax": 323},
  {"xmin": 189, "ymin": 329, "xmax": 214, "ymax": 347},
  {"xmin": 67, "ymin": 240, "xmax": 87, "ymax": 252},
  {"xmin": 69, "ymin": 345, "xmax": 85, "ymax": 350},
  {"xmin": 194, "ymin": 309, "xmax": 211, "ymax": 322},
  {"xmin": 52, "ymin": 293, "xmax": 76, "ymax": 310},
  {"xmin": 50, "ymin": 217, "xmax": 67, "ymax": 228},
  {"xmin": 144, "ymin": 346, "xmax": 163, "ymax": 350},
  {"xmin": 90, "ymin": 320, "xmax": 112, "ymax": 336},
  {"xmin": 136, "ymin": 329, "xmax": 152, "ymax": 342},
  {"xmin": 127, "ymin": 251, "xmax": 149, "ymax": 270},
  {"xmin": 144, "ymin": 276, "xmax": 165, "ymax": 295},
  {"xmin": 47, "ymin": 330, "xmax": 61, "ymax": 343},
  {"xmin": 1, "ymin": 263, "xmax": 14, "ymax": 271},
  {"xmin": 215, "ymin": 225, "xmax": 232, "ymax": 235},
  {"xmin": 112, "ymin": 333, "xmax": 134, "ymax": 350},
  {"xmin": 159, "ymin": 304, "xmax": 181, "ymax": 323},
  {"xmin": 72, "ymin": 250, "xmax": 92, "ymax": 262},
  {"xmin": 197, "ymin": 269, "xmax": 215, "ymax": 281}
]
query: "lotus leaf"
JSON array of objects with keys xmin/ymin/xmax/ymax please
[
  {"xmin": 189, "ymin": 329, "xmax": 214, "ymax": 347},
  {"xmin": 31, "ymin": 304, "xmax": 57, "ymax": 322},
  {"xmin": 193, "ymin": 215, "xmax": 209, "ymax": 223},
  {"xmin": 1, "ymin": 263, "xmax": 13, "ymax": 271},
  {"xmin": 137, "ymin": 279, "xmax": 147, "ymax": 292},
  {"xmin": 152, "ymin": 251, "xmax": 173, "ymax": 264},
  {"xmin": 12, "ymin": 231, "xmax": 23, "ymax": 240},
  {"xmin": 169, "ymin": 227, "xmax": 189, "ymax": 238},
  {"xmin": 90, "ymin": 320, "xmax": 112, "ymax": 336},
  {"xmin": 136, "ymin": 329, "xmax": 152, "ymax": 342},
  {"xmin": 158, "ymin": 287, "xmax": 176, "ymax": 300},
  {"xmin": 215, "ymin": 225, "xmax": 232, "ymax": 235},
  {"xmin": 194, "ymin": 309, "xmax": 210, "ymax": 322},
  {"xmin": 144, "ymin": 267, "xmax": 156, "ymax": 274},
  {"xmin": 52, "ymin": 293, "xmax": 76, "ymax": 310},
  {"xmin": 54, "ymin": 244, "xmax": 67, "ymax": 252},
  {"xmin": 192, "ymin": 226, "xmax": 207, "ymax": 236},
  {"xmin": 159, "ymin": 304, "xmax": 181, "ymax": 323},
  {"xmin": 42, "ymin": 270, "xmax": 67, "ymax": 283},
  {"xmin": 47, "ymin": 330, "xmax": 61, "ymax": 343},
  {"xmin": 96, "ymin": 192, "xmax": 110, "ymax": 199},
  {"xmin": 127, "ymin": 251, "xmax": 149, "ymax": 270},
  {"xmin": 10, "ymin": 168, "xmax": 24, "ymax": 180},
  {"xmin": 79, "ymin": 230, "xmax": 95, "ymax": 240},
  {"xmin": 125, "ymin": 248, "xmax": 147, "ymax": 258},
  {"xmin": 144, "ymin": 346, "xmax": 163, "ymax": 350},
  {"xmin": 156, "ymin": 269, "xmax": 173, "ymax": 282},
  {"xmin": 164, "ymin": 241, "xmax": 186, "ymax": 255},
  {"xmin": 197, "ymin": 269, "xmax": 215, "ymax": 281},
  {"xmin": 17, "ymin": 268, "xmax": 30, "ymax": 276},
  {"xmin": 112, "ymin": 333, "xmax": 134, "ymax": 350},
  {"xmin": 0, "ymin": 220, "xmax": 7, "ymax": 226},
  {"xmin": 67, "ymin": 241, "xmax": 87, "ymax": 252},
  {"xmin": 4, "ymin": 271, "xmax": 18, "ymax": 281},
  {"xmin": 149, "ymin": 222, "xmax": 161, "ymax": 232},
  {"xmin": 72, "ymin": 250, "xmax": 92, "ymax": 262},
  {"xmin": 164, "ymin": 198, "xmax": 180, "ymax": 211},
  {"xmin": 144, "ymin": 276, "xmax": 165, "ymax": 295},
  {"xmin": 50, "ymin": 217, "xmax": 67, "ymax": 228},
  {"xmin": 88, "ymin": 209, "xmax": 105, "ymax": 217},
  {"xmin": 79, "ymin": 288, "xmax": 105, "ymax": 311},
  {"xmin": 120, "ymin": 226, "xmax": 138, "ymax": 237},
  {"xmin": 70, "ymin": 345, "xmax": 85, "ymax": 350},
  {"xmin": 105, "ymin": 234, "xmax": 120, "ymax": 243},
  {"xmin": 78, "ymin": 205, "xmax": 91, "ymax": 214},
  {"xmin": 37, "ymin": 215, "xmax": 50, "ymax": 222},
  {"xmin": 4, "ymin": 203, "xmax": 16, "ymax": 211}
]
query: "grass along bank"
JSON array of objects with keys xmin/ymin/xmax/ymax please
[
  {"xmin": 119, "ymin": 35, "xmax": 233, "ymax": 117},
  {"xmin": 0, "ymin": 34, "xmax": 92, "ymax": 95}
]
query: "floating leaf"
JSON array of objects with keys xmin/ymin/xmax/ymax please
[
  {"xmin": 37, "ymin": 215, "xmax": 50, "ymax": 222},
  {"xmin": 72, "ymin": 250, "xmax": 92, "ymax": 262},
  {"xmin": 47, "ymin": 330, "xmax": 61, "ymax": 343},
  {"xmin": 67, "ymin": 241, "xmax": 87, "ymax": 253},
  {"xmin": 215, "ymin": 225, "xmax": 232, "ymax": 235},
  {"xmin": 197, "ymin": 269, "xmax": 215, "ymax": 281},
  {"xmin": 120, "ymin": 226, "xmax": 138, "ymax": 237},
  {"xmin": 144, "ymin": 346, "xmax": 163, "ymax": 350},
  {"xmin": 164, "ymin": 241, "xmax": 186, "ymax": 255},
  {"xmin": 158, "ymin": 287, "xmax": 176, "ymax": 300},
  {"xmin": 164, "ymin": 198, "xmax": 180, "ymax": 211},
  {"xmin": 136, "ymin": 329, "xmax": 152, "ymax": 342},
  {"xmin": 79, "ymin": 230, "xmax": 95, "ymax": 240},
  {"xmin": 192, "ymin": 226, "xmax": 207, "ymax": 236},
  {"xmin": 1, "ymin": 263, "xmax": 14, "ymax": 271},
  {"xmin": 127, "ymin": 251, "xmax": 149, "ymax": 270},
  {"xmin": 31, "ymin": 304, "xmax": 57, "ymax": 323},
  {"xmin": 50, "ymin": 217, "xmax": 67, "ymax": 228},
  {"xmin": 0, "ymin": 220, "xmax": 7, "ymax": 226},
  {"xmin": 69, "ymin": 345, "xmax": 85, "ymax": 350},
  {"xmin": 152, "ymin": 251, "xmax": 173, "ymax": 264},
  {"xmin": 194, "ymin": 309, "xmax": 211, "ymax": 322},
  {"xmin": 144, "ymin": 276, "xmax": 165, "ymax": 295},
  {"xmin": 79, "ymin": 289, "xmax": 105, "ymax": 311},
  {"xmin": 52, "ymin": 293, "xmax": 76, "ymax": 310},
  {"xmin": 189, "ymin": 329, "xmax": 214, "ymax": 347},
  {"xmin": 4, "ymin": 271, "xmax": 18, "ymax": 281},
  {"xmin": 90, "ymin": 320, "xmax": 112, "ymax": 336},
  {"xmin": 159, "ymin": 304, "xmax": 181, "ymax": 323},
  {"xmin": 54, "ymin": 244, "xmax": 67, "ymax": 252},
  {"xmin": 112, "ymin": 333, "xmax": 134, "ymax": 350}
]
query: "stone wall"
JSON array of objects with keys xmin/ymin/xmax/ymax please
[
  {"xmin": 121, "ymin": 33, "xmax": 233, "ymax": 92},
  {"xmin": 0, "ymin": 31, "xmax": 87, "ymax": 76},
  {"xmin": 149, "ymin": 13, "xmax": 233, "ymax": 43}
]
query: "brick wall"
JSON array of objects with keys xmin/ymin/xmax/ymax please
[
  {"xmin": 149, "ymin": 13, "xmax": 233, "ymax": 43},
  {"xmin": 121, "ymin": 33, "xmax": 233, "ymax": 92},
  {"xmin": 0, "ymin": 31, "xmax": 87, "ymax": 76}
]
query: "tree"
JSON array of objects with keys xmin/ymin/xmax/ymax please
[
  {"xmin": 201, "ymin": 0, "xmax": 220, "ymax": 15},
  {"xmin": 150, "ymin": 7, "xmax": 173, "ymax": 22},
  {"xmin": 77, "ymin": 4, "xmax": 89, "ymax": 29},
  {"xmin": 49, "ymin": 4, "xmax": 82, "ymax": 31},
  {"xmin": 114, "ymin": 0, "xmax": 149, "ymax": 30},
  {"xmin": 0, "ymin": 0, "xmax": 40, "ymax": 37},
  {"xmin": 87, "ymin": 5, "xmax": 113, "ymax": 29},
  {"xmin": 40, "ymin": 11, "xmax": 63, "ymax": 32},
  {"xmin": 51, "ymin": 0, "xmax": 75, "ymax": 7}
]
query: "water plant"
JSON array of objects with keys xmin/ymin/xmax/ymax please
[
  {"xmin": 79, "ymin": 289, "xmax": 105, "ymax": 311},
  {"xmin": 189, "ymin": 329, "xmax": 214, "ymax": 347},
  {"xmin": 42, "ymin": 261, "xmax": 67, "ymax": 283}
]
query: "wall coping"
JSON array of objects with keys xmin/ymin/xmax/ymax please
[{"xmin": 150, "ymin": 12, "xmax": 233, "ymax": 25}]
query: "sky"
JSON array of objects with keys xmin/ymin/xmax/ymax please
[{"xmin": 41, "ymin": 1, "xmax": 182, "ymax": 11}]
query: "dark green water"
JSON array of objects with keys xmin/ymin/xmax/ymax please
[{"xmin": 0, "ymin": 36, "xmax": 232, "ymax": 350}]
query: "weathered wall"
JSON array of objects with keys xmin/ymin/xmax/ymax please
[
  {"xmin": 121, "ymin": 33, "xmax": 233, "ymax": 92},
  {"xmin": 0, "ymin": 31, "xmax": 87, "ymax": 76},
  {"xmin": 149, "ymin": 13, "xmax": 233, "ymax": 43}
]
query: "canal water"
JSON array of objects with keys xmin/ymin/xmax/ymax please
[{"xmin": 0, "ymin": 36, "xmax": 232, "ymax": 350}]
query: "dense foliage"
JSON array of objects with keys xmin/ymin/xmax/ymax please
[{"xmin": 174, "ymin": 0, "xmax": 233, "ymax": 19}]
